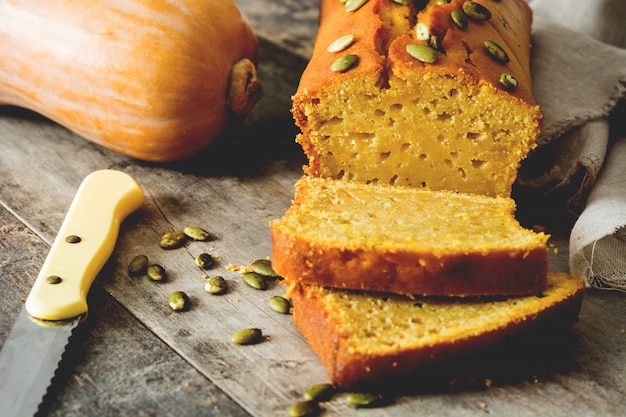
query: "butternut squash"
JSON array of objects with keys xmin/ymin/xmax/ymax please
[{"xmin": 0, "ymin": 0, "xmax": 262, "ymax": 162}]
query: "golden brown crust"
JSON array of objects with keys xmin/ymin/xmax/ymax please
[
  {"xmin": 289, "ymin": 272, "xmax": 585, "ymax": 388},
  {"xmin": 272, "ymin": 230, "xmax": 547, "ymax": 296},
  {"xmin": 295, "ymin": 0, "xmax": 536, "ymax": 106},
  {"xmin": 388, "ymin": 0, "xmax": 536, "ymax": 104},
  {"xmin": 270, "ymin": 176, "xmax": 549, "ymax": 297}
]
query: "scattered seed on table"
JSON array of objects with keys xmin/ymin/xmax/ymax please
[
  {"xmin": 289, "ymin": 400, "xmax": 320, "ymax": 417},
  {"xmin": 243, "ymin": 272, "xmax": 268, "ymax": 290},
  {"xmin": 128, "ymin": 255, "xmax": 148, "ymax": 276},
  {"xmin": 160, "ymin": 230, "xmax": 188, "ymax": 249},
  {"xmin": 268, "ymin": 296, "xmax": 292, "ymax": 314},
  {"xmin": 232, "ymin": 328, "xmax": 263, "ymax": 345},
  {"xmin": 250, "ymin": 259, "xmax": 281, "ymax": 278},
  {"xmin": 168, "ymin": 291, "xmax": 190, "ymax": 311},
  {"xmin": 204, "ymin": 276, "xmax": 227, "ymax": 295},
  {"xmin": 304, "ymin": 383, "xmax": 335, "ymax": 402},
  {"xmin": 147, "ymin": 264, "xmax": 166, "ymax": 282},
  {"xmin": 195, "ymin": 253, "xmax": 215, "ymax": 269},
  {"xmin": 346, "ymin": 392, "xmax": 385, "ymax": 408},
  {"xmin": 183, "ymin": 226, "xmax": 211, "ymax": 241}
]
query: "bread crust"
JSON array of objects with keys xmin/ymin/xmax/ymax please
[
  {"xmin": 272, "ymin": 230, "xmax": 547, "ymax": 296},
  {"xmin": 294, "ymin": 0, "xmax": 536, "ymax": 105},
  {"xmin": 289, "ymin": 272, "xmax": 585, "ymax": 388}
]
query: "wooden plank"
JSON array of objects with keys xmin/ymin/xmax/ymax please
[{"xmin": 1, "ymin": 0, "xmax": 625, "ymax": 416}]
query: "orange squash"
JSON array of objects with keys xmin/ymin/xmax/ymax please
[{"xmin": 0, "ymin": 0, "xmax": 262, "ymax": 162}]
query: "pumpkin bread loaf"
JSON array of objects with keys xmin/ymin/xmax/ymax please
[
  {"xmin": 292, "ymin": 0, "xmax": 543, "ymax": 197},
  {"xmin": 288, "ymin": 271, "xmax": 585, "ymax": 388},
  {"xmin": 270, "ymin": 176, "xmax": 549, "ymax": 297}
]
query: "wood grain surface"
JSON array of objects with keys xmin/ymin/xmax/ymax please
[{"xmin": 1, "ymin": 1, "xmax": 625, "ymax": 416}]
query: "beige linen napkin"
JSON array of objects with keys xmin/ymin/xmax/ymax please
[{"xmin": 514, "ymin": 0, "xmax": 626, "ymax": 290}]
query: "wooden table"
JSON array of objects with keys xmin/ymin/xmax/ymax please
[{"xmin": 1, "ymin": 1, "xmax": 625, "ymax": 416}]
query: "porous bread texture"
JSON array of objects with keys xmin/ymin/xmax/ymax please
[
  {"xmin": 288, "ymin": 271, "xmax": 585, "ymax": 388},
  {"xmin": 270, "ymin": 176, "xmax": 549, "ymax": 297},
  {"xmin": 292, "ymin": 0, "xmax": 543, "ymax": 197}
]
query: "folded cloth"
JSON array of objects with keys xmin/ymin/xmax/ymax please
[{"xmin": 514, "ymin": 0, "xmax": 626, "ymax": 290}]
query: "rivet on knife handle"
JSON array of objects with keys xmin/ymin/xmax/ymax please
[{"xmin": 25, "ymin": 169, "xmax": 144, "ymax": 321}]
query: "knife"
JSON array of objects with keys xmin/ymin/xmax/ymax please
[{"xmin": 0, "ymin": 169, "xmax": 144, "ymax": 416}]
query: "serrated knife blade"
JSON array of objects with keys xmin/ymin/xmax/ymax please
[{"xmin": 0, "ymin": 169, "xmax": 144, "ymax": 416}]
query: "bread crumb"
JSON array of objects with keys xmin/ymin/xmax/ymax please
[
  {"xmin": 225, "ymin": 263, "xmax": 252, "ymax": 273},
  {"xmin": 619, "ymin": 328, "xmax": 625, "ymax": 335},
  {"xmin": 485, "ymin": 378, "xmax": 492, "ymax": 388},
  {"xmin": 479, "ymin": 402, "xmax": 488, "ymax": 409}
]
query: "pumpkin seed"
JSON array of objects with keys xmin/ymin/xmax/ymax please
[
  {"xmin": 250, "ymin": 259, "xmax": 280, "ymax": 278},
  {"xmin": 304, "ymin": 383, "xmax": 335, "ymax": 402},
  {"xmin": 168, "ymin": 291, "xmax": 190, "ymax": 311},
  {"xmin": 159, "ymin": 230, "xmax": 188, "ymax": 249},
  {"xmin": 331, "ymin": 54, "xmax": 358, "ymax": 72},
  {"xmin": 327, "ymin": 34, "xmax": 355, "ymax": 53},
  {"xmin": 346, "ymin": 392, "xmax": 385, "ymax": 408},
  {"xmin": 195, "ymin": 253, "xmax": 215, "ymax": 269},
  {"xmin": 462, "ymin": 1, "xmax": 491, "ymax": 20},
  {"xmin": 345, "ymin": 0, "xmax": 368, "ymax": 12},
  {"xmin": 232, "ymin": 328, "xmax": 263, "ymax": 345},
  {"xmin": 416, "ymin": 22, "xmax": 430, "ymax": 40},
  {"xmin": 183, "ymin": 226, "xmax": 210, "ymax": 241},
  {"xmin": 499, "ymin": 73, "xmax": 518, "ymax": 90},
  {"xmin": 268, "ymin": 295, "xmax": 292, "ymax": 314},
  {"xmin": 128, "ymin": 255, "xmax": 148, "ymax": 276},
  {"xmin": 147, "ymin": 264, "xmax": 166, "ymax": 281},
  {"xmin": 289, "ymin": 400, "xmax": 320, "ymax": 417},
  {"xmin": 243, "ymin": 272, "xmax": 268, "ymax": 290},
  {"xmin": 204, "ymin": 275, "xmax": 227, "ymax": 295},
  {"xmin": 392, "ymin": 0, "xmax": 411, "ymax": 4},
  {"xmin": 484, "ymin": 38, "xmax": 509, "ymax": 63},
  {"xmin": 406, "ymin": 44, "xmax": 438, "ymax": 64},
  {"xmin": 429, "ymin": 34, "xmax": 441, "ymax": 51},
  {"xmin": 451, "ymin": 9, "xmax": 469, "ymax": 30},
  {"xmin": 436, "ymin": 0, "xmax": 451, "ymax": 4}
]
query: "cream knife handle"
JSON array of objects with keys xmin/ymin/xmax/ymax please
[{"xmin": 25, "ymin": 170, "xmax": 144, "ymax": 321}]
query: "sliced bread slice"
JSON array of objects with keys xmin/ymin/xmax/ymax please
[
  {"xmin": 288, "ymin": 271, "xmax": 585, "ymax": 389},
  {"xmin": 270, "ymin": 176, "xmax": 549, "ymax": 296}
]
